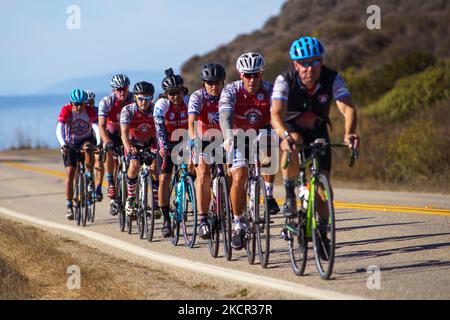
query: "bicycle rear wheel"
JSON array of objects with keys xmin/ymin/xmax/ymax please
[
  {"xmin": 182, "ymin": 176, "xmax": 197, "ymax": 248},
  {"xmin": 311, "ymin": 173, "xmax": 336, "ymax": 280},
  {"xmin": 218, "ymin": 176, "xmax": 232, "ymax": 261},
  {"xmin": 136, "ymin": 182, "xmax": 145, "ymax": 240},
  {"xmin": 82, "ymin": 174, "xmax": 90, "ymax": 227},
  {"xmin": 255, "ymin": 176, "xmax": 270, "ymax": 268},
  {"xmin": 287, "ymin": 213, "xmax": 308, "ymax": 276},
  {"xmin": 143, "ymin": 176, "xmax": 155, "ymax": 242}
]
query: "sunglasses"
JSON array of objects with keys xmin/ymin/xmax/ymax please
[
  {"xmin": 115, "ymin": 87, "xmax": 128, "ymax": 92},
  {"xmin": 137, "ymin": 96, "xmax": 152, "ymax": 102},
  {"xmin": 167, "ymin": 90, "xmax": 183, "ymax": 96},
  {"xmin": 73, "ymin": 102, "xmax": 85, "ymax": 107},
  {"xmin": 297, "ymin": 59, "xmax": 322, "ymax": 68},
  {"xmin": 243, "ymin": 72, "xmax": 262, "ymax": 79},
  {"xmin": 205, "ymin": 80, "xmax": 221, "ymax": 86}
]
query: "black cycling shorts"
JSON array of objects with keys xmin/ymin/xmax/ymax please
[
  {"xmin": 62, "ymin": 136, "xmax": 96, "ymax": 168},
  {"xmin": 285, "ymin": 120, "xmax": 332, "ymax": 173}
]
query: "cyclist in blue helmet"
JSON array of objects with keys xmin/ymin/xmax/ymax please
[
  {"xmin": 271, "ymin": 36, "xmax": 360, "ymax": 258},
  {"xmin": 56, "ymin": 89, "xmax": 101, "ymax": 219}
]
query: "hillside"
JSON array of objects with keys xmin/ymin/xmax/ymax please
[{"xmin": 180, "ymin": 0, "xmax": 450, "ymax": 192}]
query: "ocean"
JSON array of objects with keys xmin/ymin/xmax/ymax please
[{"xmin": 0, "ymin": 94, "xmax": 108, "ymax": 151}]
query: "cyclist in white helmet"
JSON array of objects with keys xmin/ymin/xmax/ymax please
[
  {"xmin": 98, "ymin": 74, "xmax": 134, "ymax": 214},
  {"xmin": 219, "ymin": 52, "xmax": 280, "ymax": 251}
]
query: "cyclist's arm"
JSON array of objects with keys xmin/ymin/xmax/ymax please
[
  {"xmin": 92, "ymin": 123, "xmax": 101, "ymax": 146},
  {"xmin": 219, "ymin": 110, "xmax": 233, "ymax": 141},
  {"xmin": 187, "ymin": 90, "xmax": 202, "ymax": 140},
  {"xmin": 270, "ymin": 99, "xmax": 289, "ymax": 139},
  {"xmin": 335, "ymin": 96, "xmax": 358, "ymax": 146},
  {"xmin": 98, "ymin": 116, "xmax": 110, "ymax": 144},
  {"xmin": 188, "ymin": 114, "xmax": 199, "ymax": 140},
  {"xmin": 218, "ymin": 83, "xmax": 236, "ymax": 141},
  {"xmin": 56, "ymin": 122, "xmax": 66, "ymax": 147},
  {"xmin": 120, "ymin": 123, "xmax": 132, "ymax": 154}
]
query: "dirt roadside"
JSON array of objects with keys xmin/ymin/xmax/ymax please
[{"xmin": 0, "ymin": 217, "xmax": 298, "ymax": 300}]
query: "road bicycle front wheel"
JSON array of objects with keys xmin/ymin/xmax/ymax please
[
  {"xmin": 218, "ymin": 176, "xmax": 232, "ymax": 261},
  {"xmin": 143, "ymin": 176, "xmax": 155, "ymax": 242},
  {"xmin": 169, "ymin": 177, "xmax": 180, "ymax": 246},
  {"xmin": 182, "ymin": 176, "xmax": 198, "ymax": 248},
  {"xmin": 245, "ymin": 182, "xmax": 256, "ymax": 265},
  {"xmin": 255, "ymin": 176, "xmax": 270, "ymax": 268},
  {"xmin": 287, "ymin": 213, "xmax": 308, "ymax": 276},
  {"xmin": 208, "ymin": 180, "xmax": 219, "ymax": 258},
  {"xmin": 74, "ymin": 172, "xmax": 81, "ymax": 226},
  {"xmin": 117, "ymin": 173, "xmax": 126, "ymax": 232},
  {"xmin": 311, "ymin": 173, "xmax": 336, "ymax": 280},
  {"xmin": 136, "ymin": 182, "xmax": 145, "ymax": 240}
]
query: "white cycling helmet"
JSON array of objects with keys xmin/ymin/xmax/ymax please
[
  {"xmin": 85, "ymin": 89, "xmax": 95, "ymax": 100},
  {"xmin": 236, "ymin": 52, "xmax": 265, "ymax": 73},
  {"xmin": 110, "ymin": 74, "xmax": 130, "ymax": 89}
]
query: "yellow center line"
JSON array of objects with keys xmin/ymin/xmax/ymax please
[{"xmin": 2, "ymin": 161, "xmax": 450, "ymax": 216}]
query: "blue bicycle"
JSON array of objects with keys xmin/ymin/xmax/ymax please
[{"xmin": 168, "ymin": 163, "xmax": 198, "ymax": 248}]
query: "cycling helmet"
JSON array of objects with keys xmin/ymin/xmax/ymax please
[
  {"xmin": 200, "ymin": 63, "xmax": 226, "ymax": 82},
  {"xmin": 161, "ymin": 68, "xmax": 184, "ymax": 91},
  {"xmin": 290, "ymin": 36, "xmax": 325, "ymax": 60},
  {"xmin": 110, "ymin": 74, "xmax": 130, "ymax": 89},
  {"xmin": 85, "ymin": 89, "xmax": 95, "ymax": 100},
  {"xmin": 236, "ymin": 52, "xmax": 265, "ymax": 73},
  {"xmin": 133, "ymin": 81, "xmax": 155, "ymax": 95},
  {"xmin": 70, "ymin": 89, "xmax": 87, "ymax": 104}
]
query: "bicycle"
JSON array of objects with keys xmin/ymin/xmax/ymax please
[
  {"xmin": 207, "ymin": 162, "xmax": 233, "ymax": 261},
  {"xmin": 283, "ymin": 138, "xmax": 358, "ymax": 280},
  {"xmin": 168, "ymin": 161, "xmax": 198, "ymax": 248},
  {"xmin": 130, "ymin": 149, "xmax": 158, "ymax": 242},
  {"xmin": 103, "ymin": 145, "xmax": 128, "ymax": 232},
  {"xmin": 243, "ymin": 136, "xmax": 271, "ymax": 268},
  {"xmin": 72, "ymin": 145, "xmax": 98, "ymax": 227}
]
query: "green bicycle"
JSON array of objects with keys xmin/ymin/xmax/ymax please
[{"xmin": 283, "ymin": 138, "xmax": 358, "ymax": 280}]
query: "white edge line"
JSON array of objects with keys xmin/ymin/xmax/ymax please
[{"xmin": 0, "ymin": 206, "xmax": 367, "ymax": 300}]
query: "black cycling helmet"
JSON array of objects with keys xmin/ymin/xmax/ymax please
[
  {"xmin": 133, "ymin": 81, "xmax": 155, "ymax": 95},
  {"xmin": 200, "ymin": 63, "xmax": 226, "ymax": 82},
  {"xmin": 161, "ymin": 68, "xmax": 184, "ymax": 92}
]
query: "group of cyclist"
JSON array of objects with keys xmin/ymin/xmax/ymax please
[{"xmin": 56, "ymin": 36, "xmax": 359, "ymax": 254}]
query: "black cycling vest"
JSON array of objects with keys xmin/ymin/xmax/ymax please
[{"xmin": 282, "ymin": 65, "xmax": 338, "ymax": 124}]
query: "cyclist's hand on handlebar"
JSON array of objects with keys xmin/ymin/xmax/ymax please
[
  {"xmin": 130, "ymin": 145, "xmax": 138, "ymax": 155},
  {"xmin": 280, "ymin": 137, "xmax": 295, "ymax": 153},
  {"xmin": 344, "ymin": 133, "xmax": 359, "ymax": 150},
  {"xmin": 61, "ymin": 144, "xmax": 68, "ymax": 155},
  {"xmin": 159, "ymin": 146, "xmax": 167, "ymax": 158}
]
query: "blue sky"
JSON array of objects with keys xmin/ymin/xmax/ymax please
[{"xmin": 0, "ymin": 0, "xmax": 285, "ymax": 95}]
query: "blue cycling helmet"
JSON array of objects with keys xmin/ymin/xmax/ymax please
[
  {"xmin": 290, "ymin": 36, "xmax": 325, "ymax": 60},
  {"xmin": 70, "ymin": 89, "xmax": 88, "ymax": 104}
]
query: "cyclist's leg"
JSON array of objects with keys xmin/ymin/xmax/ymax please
[
  {"xmin": 125, "ymin": 150, "xmax": 140, "ymax": 215},
  {"xmin": 105, "ymin": 133, "xmax": 121, "ymax": 198},
  {"xmin": 94, "ymin": 139, "xmax": 104, "ymax": 199},
  {"xmin": 156, "ymin": 147, "xmax": 174, "ymax": 237},
  {"xmin": 229, "ymin": 155, "xmax": 248, "ymax": 249},
  {"xmin": 195, "ymin": 156, "xmax": 212, "ymax": 239},
  {"xmin": 82, "ymin": 139, "xmax": 96, "ymax": 193}
]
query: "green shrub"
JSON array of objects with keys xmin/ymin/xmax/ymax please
[
  {"xmin": 365, "ymin": 61, "xmax": 450, "ymax": 121},
  {"xmin": 343, "ymin": 52, "xmax": 436, "ymax": 107}
]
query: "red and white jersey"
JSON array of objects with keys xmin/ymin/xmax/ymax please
[
  {"xmin": 98, "ymin": 93, "xmax": 134, "ymax": 135},
  {"xmin": 219, "ymin": 80, "xmax": 272, "ymax": 131},
  {"xmin": 120, "ymin": 103, "xmax": 156, "ymax": 147},
  {"xmin": 188, "ymin": 88, "xmax": 220, "ymax": 138},
  {"xmin": 57, "ymin": 104, "xmax": 97, "ymax": 145},
  {"xmin": 153, "ymin": 96, "xmax": 190, "ymax": 140}
]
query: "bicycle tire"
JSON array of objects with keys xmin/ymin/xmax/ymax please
[
  {"xmin": 144, "ymin": 177, "xmax": 155, "ymax": 242},
  {"xmin": 89, "ymin": 196, "xmax": 96, "ymax": 223},
  {"xmin": 255, "ymin": 176, "xmax": 270, "ymax": 268},
  {"xmin": 208, "ymin": 179, "xmax": 219, "ymax": 258},
  {"xmin": 287, "ymin": 214, "xmax": 308, "ymax": 276},
  {"xmin": 136, "ymin": 181, "xmax": 145, "ymax": 240},
  {"xmin": 169, "ymin": 174, "xmax": 180, "ymax": 246},
  {"xmin": 219, "ymin": 176, "xmax": 232, "ymax": 261},
  {"xmin": 311, "ymin": 173, "xmax": 336, "ymax": 280},
  {"xmin": 81, "ymin": 174, "xmax": 89, "ymax": 227},
  {"xmin": 117, "ymin": 172, "xmax": 126, "ymax": 232},
  {"xmin": 74, "ymin": 171, "xmax": 81, "ymax": 226},
  {"xmin": 182, "ymin": 175, "xmax": 197, "ymax": 248}
]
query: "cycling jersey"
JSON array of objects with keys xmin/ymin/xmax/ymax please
[
  {"xmin": 57, "ymin": 104, "xmax": 98, "ymax": 145},
  {"xmin": 188, "ymin": 88, "xmax": 220, "ymax": 138},
  {"xmin": 98, "ymin": 93, "xmax": 134, "ymax": 135},
  {"xmin": 154, "ymin": 95, "xmax": 190, "ymax": 145},
  {"xmin": 120, "ymin": 103, "xmax": 156, "ymax": 147},
  {"xmin": 271, "ymin": 66, "xmax": 350, "ymax": 129},
  {"xmin": 219, "ymin": 80, "xmax": 272, "ymax": 131}
]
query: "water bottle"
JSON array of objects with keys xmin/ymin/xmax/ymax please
[{"xmin": 299, "ymin": 184, "xmax": 309, "ymax": 210}]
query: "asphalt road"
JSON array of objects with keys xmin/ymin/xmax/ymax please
[{"xmin": 0, "ymin": 150, "xmax": 449, "ymax": 300}]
